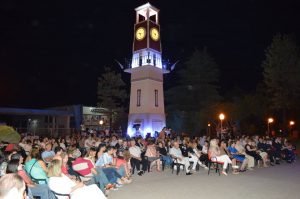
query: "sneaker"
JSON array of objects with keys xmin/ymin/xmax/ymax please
[
  {"xmin": 204, "ymin": 166, "xmax": 209, "ymax": 170},
  {"xmin": 221, "ymin": 171, "xmax": 228, "ymax": 176},
  {"xmin": 117, "ymin": 179, "xmax": 123, "ymax": 185},
  {"xmin": 186, "ymin": 172, "xmax": 193, "ymax": 175},
  {"xmin": 232, "ymin": 165, "xmax": 239, "ymax": 169},
  {"xmin": 115, "ymin": 184, "xmax": 123, "ymax": 188},
  {"xmin": 123, "ymin": 178, "xmax": 132, "ymax": 184}
]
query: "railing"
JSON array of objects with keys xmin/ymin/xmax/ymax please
[
  {"xmin": 125, "ymin": 55, "xmax": 171, "ymax": 70},
  {"xmin": 131, "ymin": 54, "xmax": 163, "ymax": 69}
]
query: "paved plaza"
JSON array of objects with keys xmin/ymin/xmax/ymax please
[{"xmin": 110, "ymin": 161, "xmax": 300, "ymax": 199}]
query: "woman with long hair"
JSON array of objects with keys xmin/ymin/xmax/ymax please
[
  {"xmin": 6, "ymin": 154, "xmax": 55, "ymax": 199},
  {"xmin": 25, "ymin": 148, "xmax": 48, "ymax": 184}
]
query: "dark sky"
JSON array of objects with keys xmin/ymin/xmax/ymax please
[{"xmin": 1, "ymin": 0, "xmax": 300, "ymax": 108}]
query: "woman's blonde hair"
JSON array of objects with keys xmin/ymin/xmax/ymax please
[
  {"xmin": 47, "ymin": 159, "xmax": 62, "ymax": 177},
  {"xmin": 210, "ymin": 139, "xmax": 218, "ymax": 147}
]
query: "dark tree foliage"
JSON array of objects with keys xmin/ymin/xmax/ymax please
[
  {"xmin": 166, "ymin": 48, "xmax": 221, "ymax": 133},
  {"xmin": 262, "ymin": 34, "xmax": 300, "ymax": 127},
  {"xmin": 97, "ymin": 67, "xmax": 128, "ymax": 130}
]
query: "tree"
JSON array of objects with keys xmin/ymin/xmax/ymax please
[
  {"xmin": 262, "ymin": 34, "xmax": 300, "ymax": 127},
  {"xmin": 0, "ymin": 125, "xmax": 21, "ymax": 143},
  {"xmin": 166, "ymin": 48, "xmax": 221, "ymax": 133},
  {"xmin": 97, "ymin": 67, "xmax": 128, "ymax": 131}
]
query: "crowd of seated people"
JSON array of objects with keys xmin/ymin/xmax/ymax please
[{"xmin": 0, "ymin": 130, "xmax": 298, "ymax": 198}]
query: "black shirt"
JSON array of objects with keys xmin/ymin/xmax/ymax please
[{"xmin": 158, "ymin": 147, "xmax": 168, "ymax": 156}]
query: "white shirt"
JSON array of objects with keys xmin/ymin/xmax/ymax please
[
  {"xmin": 169, "ymin": 147, "xmax": 183, "ymax": 159},
  {"xmin": 103, "ymin": 153, "xmax": 113, "ymax": 165},
  {"xmin": 129, "ymin": 146, "xmax": 141, "ymax": 158},
  {"xmin": 49, "ymin": 174, "xmax": 106, "ymax": 199},
  {"xmin": 110, "ymin": 140, "xmax": 118, "ymax": 147},
  {"xmin": 202, "ymin": 145, "xmax": 208, "ymax": 154},
  {"xmin": 84, "ymin": 139, "xmax": 93, "ymax": 148}
]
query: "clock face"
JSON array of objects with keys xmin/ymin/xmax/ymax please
[
  {"xmin": 136, "ymin": 27, "xmax": 146, "ymax": 41},
  {"xmin": 150, "ymin": 28, "xmax": 159, "ymax": 41}
]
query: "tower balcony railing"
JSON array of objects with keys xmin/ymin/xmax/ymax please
[
  {"xmin": 126, "ymin": 55, "xmax": 170, "ymax": 70},
  {"xmin": 131, "ymin": 55, "xmax": 162, "ymax": 69}
]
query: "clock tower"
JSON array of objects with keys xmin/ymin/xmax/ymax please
[{"xmin": 125, "ymin": 3, "xmax": 169, "ymax": 137}]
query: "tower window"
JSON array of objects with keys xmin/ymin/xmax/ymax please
[
  {"xmin": 150, "ymin": 15, "xmax": 156, "ymax": 23},
  {"xmin": 138, "ymin": 14, "xmax": 145, "ymax": 22},
  {"xmin": 137, "ymin": 89, "xmax": 141, "ymax": 107},
  {"xmin": 155, "ymin": 89, "xmax": 158, "ymax": 107}
]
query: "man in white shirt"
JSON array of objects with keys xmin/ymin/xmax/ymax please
[
  {"xmin": 169, "ymin": 141, "xmax": 192, "ymax": 175},
  {"xmin": 129, "ymin": 140, "xmax": 147, "ymax": 176}
]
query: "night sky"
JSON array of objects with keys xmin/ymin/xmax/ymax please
[{"xmin": 1, "ymin": 0, "xmax": 300, "ymax": 108}]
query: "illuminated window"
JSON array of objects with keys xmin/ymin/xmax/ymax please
[
  {"xmin": 155, "ymin": 89, "xmax": 158, "ymax": 107},
  {"xmin": 137, "ymin": 89, "xmax": 141, "ymax": 107}
]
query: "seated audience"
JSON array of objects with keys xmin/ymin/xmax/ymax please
[
  {"xmin": 228, "ymin": 141, "xmax": 248, "ymax": 171},
  {"xmin": 129, "ymin": 139, "xmax": 147, "ymax": 176},
  {"xmin": 25, "ymin": 148, "xmax": 48, "ymax": 184},
  {"xmin": 48, "ymin": 159, "xmax": 107, "ymax": 199},
  {"xmin": 145, "ymin": 140, "xmax": 161, "ymax": 172},
  {"xmin": 0, "ymin": 173, "xmax": 26, "ymax": 199},
  {"xmin": 158, "ymin": 142, "xmax": 172, "ymax": 166},
  {"xmin": 41, "ymin": 143, "xmax": 55, "ymax": 164},
  {"xmin": 6, "ymin": 157, "xmax": 55, "ymax": 199},
  {"xmin": 169, "ymin": 141, "xmax": 192, "ymax": 175},
  {"xmin": 209, "ymin": 139, "xmax": 237, "ymax": 176}
]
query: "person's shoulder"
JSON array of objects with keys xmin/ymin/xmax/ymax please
[
  {"xmin": 103, "ymin": 152, "xmax": 109, "ymax": 157},
  {"xmin": 73, "ymin": 157, "xmax": 83, "ymax": 164}
]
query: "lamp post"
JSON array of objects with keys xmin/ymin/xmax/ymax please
[
  {"xmin": 267, "ymin": 118, "xmax": 274, "ymax": 136},
  {"xmin": 99, "ymin": 119, "xmax": 104, "ymax": 130},
  {"xmin": 289, "ymin": 120, "xmax": 295, "ymax": 137},
  {"xmin": 219, "ymin": 113, "xmax": 225, "ymax": 139},
  {"xmin": 207, "ymin": 123, "xmax": 211, "ymax": 137}
]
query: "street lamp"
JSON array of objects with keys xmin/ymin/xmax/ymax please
[
  {"xmin": 99, "ymin": 119, "xmax": 104, "ymax": 126},
  {"xmin": 267, "ymin": 117, "xmax": 274, "ymax": 136},
  {"xmin": 289, "ymin": 120, "xmax": 295, "ymax": 137},
  {"xmin": 207, "ymin": 123, "xmax": 211, "ymax": 137},
  {"xmin": 219, "ymin": 113, "xmax": 225, "ymax": 138}
]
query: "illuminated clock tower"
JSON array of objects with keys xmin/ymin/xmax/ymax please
[{"xmin": 125, "ymin": 3, "xmax": 169, "ymax": 137}]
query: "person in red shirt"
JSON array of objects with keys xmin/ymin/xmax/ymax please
[{"xmin": 72, "ymin": 154, "xmax": 95, "ymax": 176}]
